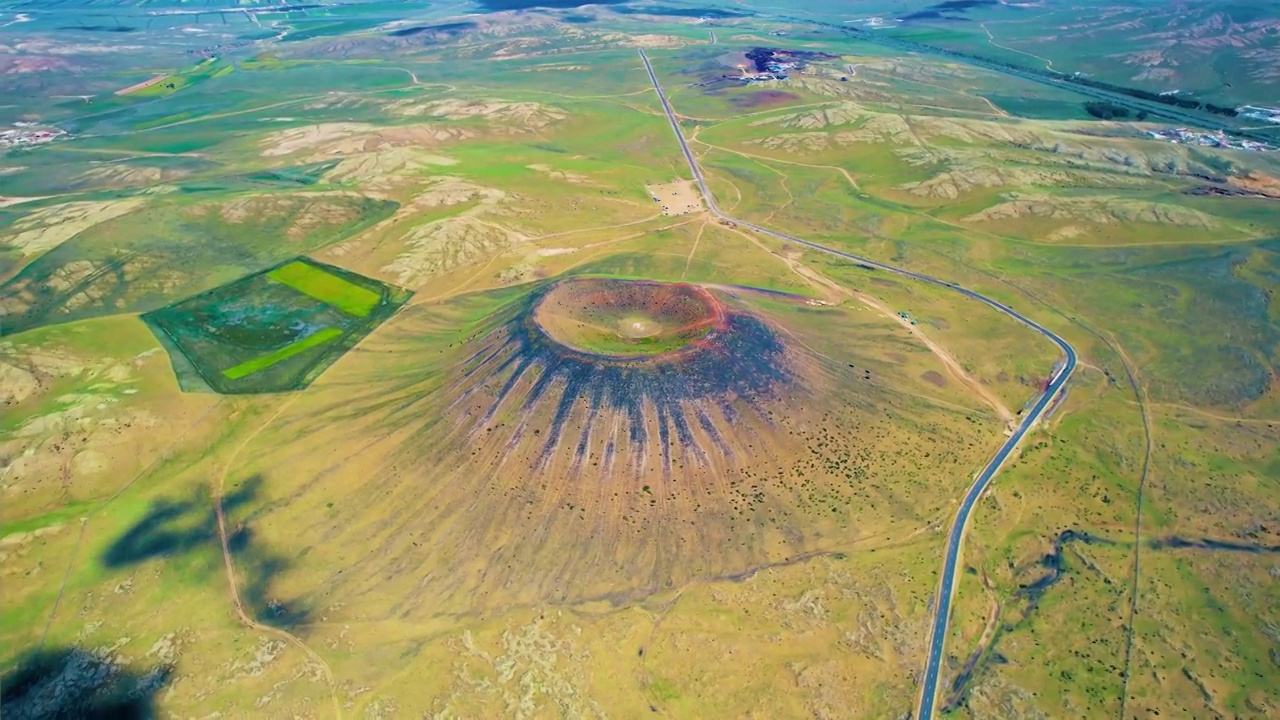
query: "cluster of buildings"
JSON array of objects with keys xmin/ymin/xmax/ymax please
[
  {"xmin": 735, "ymin": 70, "xmax": 787, "ymax": 84},
  {"xmin": 733, "ymin": 48, "xmax": 826, "ymax": 84},
  {"xmin": 1145, "ymin": 127, "xmax": 1273, "ymax": 152},
  {"xmin": 847, "ymin": 16, "xmax": 896, "ymax": 28},
  {"xmin": 757, "ymin": 58, "xmax": 798, "ymax": 75},
  {"xmin": 0, "ymin": 123, "xmax": 66, "ymax": 150}
]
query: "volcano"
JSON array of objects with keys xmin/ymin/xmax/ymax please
[
  {"xmin": 441, "ymin": 278, "xmax": 801, "ymax": 479},
  {"xmin": 243, "ymin": 276, "xmax": 969, "ymax": 611}
]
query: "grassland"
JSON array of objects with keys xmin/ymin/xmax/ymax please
[
  {"xmin": 119, "ymin": 58, "xmax": 231, "ymax": 98},
  {"xmin": 2, "ymin": 4, "xmax": 1278, "ymax": 718},
  {"xmin": 874, "ymin": 0, "xmax": 1280, "ymax": 111}
]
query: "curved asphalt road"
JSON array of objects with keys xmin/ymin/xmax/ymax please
[{"xmin": 638, "ymin": 49, "xmax": 1078, "ymax": 719}]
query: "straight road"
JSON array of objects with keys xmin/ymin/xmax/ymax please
[{"xmin": 638, "ymin": 48, "xmax": 1078, "ymax": 720}]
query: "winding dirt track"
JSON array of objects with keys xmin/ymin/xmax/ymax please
[{"xmin": 214, "ymin": 399, "xmax": 343, "ymax": 719}]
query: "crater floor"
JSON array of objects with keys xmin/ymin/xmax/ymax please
[{"xmin": 532, "ymin": 278, "xmax": 725, "ymax": 358}]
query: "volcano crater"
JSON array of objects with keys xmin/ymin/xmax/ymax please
[
  {"xmin": 532, "ymin": 278, "xmax": 725, "ymax": 359},
  {"xmin": 442, "ymin": 277, "xmax": 812, "ymax": 479}
]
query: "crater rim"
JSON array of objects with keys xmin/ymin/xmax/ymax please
[{"xmin": 530, "ymin": 277, "xmax": 727, "ymax": 361}]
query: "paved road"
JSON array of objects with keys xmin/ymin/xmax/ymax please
[{"xmin": 638, "ymin": 49, "xmax": 1078, "ymax": 720}]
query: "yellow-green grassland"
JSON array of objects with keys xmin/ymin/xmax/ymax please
[{"xmin": 2, "ymin": 2, "xmax": 1278, "ymax": 717}]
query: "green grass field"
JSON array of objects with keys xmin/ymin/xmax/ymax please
[
  {"xmin": 121, "ymin": 58, "xmax": 230, "ymax": 98},
  {"xmin": 222, "ymin": 326, "xmax": 344, "ymax": 379},
  {"xmin": 268, "ymin": 261, "xmax": 383, "ymax": 317}
]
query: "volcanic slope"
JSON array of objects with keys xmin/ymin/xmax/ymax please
[
  {"xmin": 220, "ymin": 276, "xmax": 998, "ymax": 614},
  {"xmin": 448, "ymin": 278, "xmax": 794, "ymax": 481}
]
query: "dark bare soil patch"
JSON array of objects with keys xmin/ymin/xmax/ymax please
[
  {"xmin": 388, "ymin": 22, "xmax": 477, "ymax": 38},
  {"xmin": 731, "ymin": 90, "xmax": 801, "ymax": 108},
  {"xmin": 922, "ymin": 370, "xmax": 947, "ymax": 387}
]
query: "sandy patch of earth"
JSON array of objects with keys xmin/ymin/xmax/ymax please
[
  {"xmin": 898, "ymin": 166, "xmax": 1079, "ymax": 200},
  {"xmin": 382, "ymin": 215, "xmax": 527, "ymax": 287},
  {"xmin": 392, "ymin": 98, "xmax": 567, "ymax": 129},
  {"xmin": 527, "ymin": 163, "xmax": 588, "ymax": 184},
  {"xmin": 324, "ymin": 149, "xmax": 458, "ymax": 189},
  {"xmin": 0, "ymin": 55, "xmax": 76, "ymax": 74},
  {"xmin": 646, "ymin": 180, "xmax": 703, "ymax": 216},
  {"xmin": 260, "ymin": 122, "xmax": 376, "ymax": 157},
  {"xmin": 964, "ymin": 193, "xmax": 1219, "ymax": 228},
  {"xmin": 750, "ymin": 105, "xmax": 1259, "ymax": 207},
  {"xmin": 0, "ymin": 361, "xmax": 39, "ymax": 405},
  {"xmin": 114, "ymin": 74, "xmax": 169, "ymax": 95},
  {"xmin": 2, "ymin": 198, "xmax": 144, "ymax": 256},
  {"xmin": 610, "ymin": 33, "xmax": 692, "ymax": 49},
  {"xmin": 747, "ymin": 132, "xmax": 839, "ymax": 154},
  {"xmin": 1227, "ymin": 171, "xmax": 1280, "ymax": 199},
  {"xmin": 1132, "ymin": 67, "xmax": 1177, "ymax": 83},
  {"xmin": 750, "ymin": 101, "xmax": 871, "ymax": 130},
  {"xmin": 1047, "ymin": 225, "xmax": 1087, "ymax": 242},
  {"xmin": 617, "ymin": 317, "xmax": 660, "ymax": 338},
  {"xmin": 322, "ymin": 176, "xmax": 518, "ymax": 286},
  {"xmin": 751, "ymin": 106, "xmax": 1049, "ymax": 147},
  {"xmin": 77, "ymin": 163, "xmax": 190, "ymax": 188},
  {"xmin": 0, "ymin": 344, "xmax": 181, "ymax": 518},
  {"xmin": 518, "ymin": 64, "xmax": 591, "ymax": 72},
  {"xmin": 0, "ymin": 195, "xmax": 49, "ymax": 207},
  {"xmin": 213, "ymin": 193, "xmax": 367, "ymax": 241},
  {"xmin": 783, "ymin": 75, "xmax": 893, "ymax": 103},
  {"xmin": 260, "ymin": 122, "xmax": 476, "ymax": 159},
  {"xmin": 415, "ymin": 176, "xmax": 507, "ymax": 208}
]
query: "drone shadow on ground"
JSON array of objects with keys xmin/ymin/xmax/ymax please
[
  {"xmin": 1, "ymin": 647, "xmax": 170, "ymax": 719},
  {"xmin": 100, "ymin": 475, "xmax": 311, "ymax": 630},
  {"xmin": 3, "ymin": 478, "xmax": 308, "ymax": 717}
]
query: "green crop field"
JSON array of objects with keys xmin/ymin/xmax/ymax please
[
  {"xmin": 2, "ymin": 2, "xmax": 1278, "ymax": 718},
  {"xmin": 268, "ymin": 261, "xmax": 383, "ymax": 317},
  {"xmin": 142, "ymin": 258, "xmax": 410, "ymax": 394},
  {"xmin": 222, "ymin": 326, "xmax": 344, "ymax": 380}
]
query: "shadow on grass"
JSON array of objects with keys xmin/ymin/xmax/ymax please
[
  {"xmin": 940, "ymin": 528, "xmax": 1278, "ymax": 713},
  {"xmin": 1149, "ymin": 536, "xmax": 1280, "ymax": 554},
  {"xmin": 100, "ymin": 476, "xmax": 311, "ymax": 630},
  {"xmin": 943, "ymin": 530, "xmax": 1119, "ymax": 713},
  {"xmin": 1, "ymin": 647, "xmax": 170, "ymax": 719}
]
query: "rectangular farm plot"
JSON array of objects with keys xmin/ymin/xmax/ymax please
[
  {"xmin": 143, "ymin": 257, "xmax": 411, "ymax": 394},
  {"xmin": 222, "ymin": 327, "xmax": 344, "ymax": 380},
  {"xmin": 268, "ymin": 260, "xmax": 383, "ymax": 317}
]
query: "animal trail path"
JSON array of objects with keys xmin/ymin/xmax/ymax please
[{"xmin": 214, "ymin": 397, "xmax": 344, "ymax": 719}]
